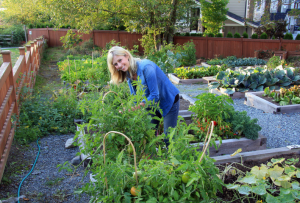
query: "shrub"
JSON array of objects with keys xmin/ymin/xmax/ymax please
[
  {"xmin": 251, "ymin": 33, "xmax": 258, "ymax": 39},
  {"xmin": 272, "ymin": 36, "xmax": 276, "ymax": 39},
  {"xmin": 260, "ymin": 32, "xmax": 268, "ymax": 39},
  {"xmin": 180, "ymin": 40, "xmax": 196, "ymax": 66},
  {"xmin": 175, "ymin": 32, "xmax": 180, "ymax": 36},
  {"xmin": 296, "ymin": 34, "xmax": 300, "ymax": 40},
  {"xmin": 267, "ymin": 55, "xmax": 282, "ymax": 69},
  {"xmin": 190, "ymin": 33, "xmax": 203, "ymax": 37},
  {"xmin": 28, "ymin": 24, "xmax": 33, "ymax": 29},
  {"xmin": 234, "ymin": 32, "xmax": 241, "ymax": 38},
  {"xmin": 283, "ymin": 33, "xmax": 293, "ymax": 40},
  {"xmin": 207, "ymin": 33, "xmax": 214, "ymax": 37},
  {"xmin": 184, "ymin": 32, "xmax": 190, "ymax": 36},
  {"xmin": 216, "ymin": 33, "xmax": 223, "ymax": 38},
  {"xmin": 49, "ymin": 24, "xmax": 54, "ymax": 28},
  {"xmin": 226, "ymin": 32, "xmax": 233, "ymax": 38},
  {"xmin": 0, "ymin": 24, "xmax": 25, "ymax": 46},
  {"xmin": 36, "ymin": 24, "xmax": 40, "ymax": 28},
  {"xmin": 242, "ymin": 31, "xmax": 248, "ymax": 38}
]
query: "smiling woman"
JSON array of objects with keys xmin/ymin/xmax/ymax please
[{"xmin": 0, "ymin": 47, "xmax": 20, "ymax": 66}]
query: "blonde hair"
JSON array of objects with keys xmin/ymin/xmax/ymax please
[{"xmin": 107, "ymin": 46, "xmax": 140, "ymax": 84}]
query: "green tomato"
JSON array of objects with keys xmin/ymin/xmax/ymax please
[{"xmin": 182, "ymin": 172, "xmax": 190, "ymax": 184}]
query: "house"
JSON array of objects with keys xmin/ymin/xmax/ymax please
[
  {"xmin": 187, "ymin": 0, "xmax": 300, "ymax": 38},
  {"xmin": 188, "ymin": 0, "xmax": 260, "ymax": 37}
]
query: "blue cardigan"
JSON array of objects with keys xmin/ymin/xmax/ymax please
[{"xmin": 127, "ymin": 59, "xmax": 180, "ymax": 117}]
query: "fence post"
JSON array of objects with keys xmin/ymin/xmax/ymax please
[
  {"xmin": 206, "ymin": 36, "xmax": 208, "ymax": 59},
  {"xmin": 34, "ymin": 40, "xmax": 39, "ymax": 70},
  {"xmin": 1, "ymin": 51, "xmax": 18, "ymax": 116},
  {"xmin": 241, "ymin": 36, "xmax": 244, "ymax": 57},
  {"xmin": 26, "ymin": 45, "xmax": 32, "ymax": 88}
]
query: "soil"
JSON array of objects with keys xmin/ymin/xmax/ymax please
[
  {"xmin": 179, "ymin": 98, "xmax": 191, "ymax": 110},
  {"xmin": 216, "ymin": 152, "xmax": 300, "ymax": 202}
]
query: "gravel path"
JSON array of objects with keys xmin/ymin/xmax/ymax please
[
  {"xmin": 175, "ymin": 83, "xmax": 300, "ymax": 149},
  {"xmin": 0, "ymin": 134, "xmax": 90, "ymax": 203}
]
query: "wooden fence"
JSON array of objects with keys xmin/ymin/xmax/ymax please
[
  {"xmin": 28, "ymin": 28, "xmax": 300, "ymax": 59},
  {"xmin": 0, "ymin": 38, "xmax": 44, "ymax": 181}
]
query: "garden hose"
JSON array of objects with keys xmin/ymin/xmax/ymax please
[{"xmin": 18, "ymin": 139, "xmax": 41, "ymax": 203}]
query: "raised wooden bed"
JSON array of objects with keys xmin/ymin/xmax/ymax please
[
  {"xmin": 168, "ymin": 73, "xmax": 208, "ymax": 84},
  {"xmin": 209, "ymin": 88, "xmax": 249, "ymax": 99},
  {"xmin": 190, "ymin": 134, "xmax": 267, "ymax": 157},
  {"xmin": 212, "ymin": 146, "xmax": 300, "ymax": 164},
  {"xmin": 245, "ymin": 91, "xmax": 300, "ymax": 113}
]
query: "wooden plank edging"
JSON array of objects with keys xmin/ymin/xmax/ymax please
[
  {"xmin": 168, "ymin": 73, "xmax": 208, "ymax": 84},
  {"xmin": 212, "ymin": 147, "xmax": 300, "ymax": 164}
]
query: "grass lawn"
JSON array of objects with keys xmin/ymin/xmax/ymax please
[{"xmin": 0, "ymin": 47, "xmax": 20, "ymax": 67}]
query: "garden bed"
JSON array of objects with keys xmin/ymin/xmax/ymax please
[
  {"xmin": 245, "ymin": 91, "xmax": 300, "ymax": 113},
  {"xmin": 210, "ymin": 88, "xmax": 249, "ymax": 99},
  {"xmin": 168, "ymin": 73, "xmax": 208, "ymax": 84}
]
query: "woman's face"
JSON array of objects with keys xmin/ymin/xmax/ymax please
[{"xmin": 112, "ymin": 54, "xmax": 130, "ymax": 72}]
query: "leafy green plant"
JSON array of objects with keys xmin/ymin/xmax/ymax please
[
  {"xmin": 295, "ymin": 34, "xmax": 300, "ymax": 40},
  {"xmin": 234, "ymin": 32, "xmax": 241, "ymax": 38},
  {"xmin": 57, "ymin": 52, "xmax": 110, "ymax": 89},
  {"xmin": 251, "ymin": 33, "xmax": 258, "ymax": 39},
  {"xmin": 263, "ymin": 85, "xmax": 300, "ymax": 106},
  {"xmin": 15, "ymin": 87, "xmax": 88, "ymax": 144},
  {"xmin": 189, "ymin": 93, "xmax": 261, "ymax": 141},
  {"xmin": 267, "ymin": 55, "xmax": 282, "ymax": 70},
  {"xmin": 177, "ymin": 40, "xmax": 196, "ymax": 66},
  {"xmin": 225, "ymin": 157, "xmax": 300, "ymax": 203},
  {"xmin": 226, "ymin": 32, "xmax": 233, "ymax": 38},
  {"xmin": 242, "ymin": 31, "xmax": 248, "ymax": 39},
  {"xmin": 209, "ymin": 66, "xmax": 300, "ymax": 93},
  {"xmin": 260, "ymin": 32, "xmax": 268, "ymax": 39},
  {"xmin": 60, "ymin": 29, "xmax": 83, "ymax": 49},
  {"xmin": 174, "ymin": 65, "xmax": 227, "ymax": 79},
  {"xmin": 207, "ymin": 56, "xmax": 267, "ymax": 67},
  {"xmin": 283, "ymin": 33, "xmax": 293, "ymax": 40}
]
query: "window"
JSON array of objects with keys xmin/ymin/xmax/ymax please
[{"xmin": 256, "ymin": 0, "xmax": 261, "ymax": 11}]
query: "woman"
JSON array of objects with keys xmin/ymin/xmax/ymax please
[{"xmin": 107, "ymin": 46, "xmax": 180, "ymax": 137}]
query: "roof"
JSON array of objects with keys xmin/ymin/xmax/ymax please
[
  {"xmin": 270, "ymin": 9, "xmax": 291, "ymax": 21},
  {"xmin": 226, "ymin": 10, "xmax": 260, "ymax": 27}
]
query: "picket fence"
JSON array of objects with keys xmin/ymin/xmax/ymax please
[{"xmin": 0, "ymin": 37, "xmax": 44, "ymax": 180}]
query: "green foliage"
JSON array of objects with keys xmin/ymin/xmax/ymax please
[
  {"xmin": 263, "ymin": 85, "xmax": 300, "ymax": 106},
  {"xmin": 60, "ymin": 29, "xmax": 83, "ymax": 49},
  {"xmin": 174, "ymin": 65, "xmax": 227, "ymax": 79},
  {"xmin": 226, "ymin": 32, "xmax": 233, "ymax": 38},
  {"xmin": 224, "ymin": 111, "xmax": 261, "ymax": 140},
  {"xmin": 209, "ymin": 66, "xmax": 300, "ymax": 93},
  {"xmin": 0, "ymin": 24, "xmax": 25, "ymax": 46},
  {"xmin": 283, "ymin": 33, "xmax": 293, "ymax": 40},
  {"xmin": 184, "ymin": 32, "xmax": 190, "ymax": 36},
  {"xmin": 207, "ymin": 33, "xmax": 214, "ymax": 37},
  {"xmin": 233, "ymin": 32, "xmax": 241, "ymax": 38},
  {"xmin": 242, "ymin": 31, "xmax": 248, "ymax": 39},
  {"xmin": 189, "ymin": 93, "xmax": 261, "ymax": 141},
  {"xmin": 207, "ymin": 56, "xmax": 267, "ymax": 67},
  {"xmin": 225, "ymin": 157, "xmax": 300, "ymax": 202},
  {"xmin": 190, "ymin": 33, "xmax": 203, "ymax": 37},
  {"xmin": 57, "ymin": 53, "xmax": 110, "ymax": 89},
  {"xmin": 296, "ymin": 34, "xmax": 300, "ymax": 40},
  {"xmin": 251, "ymin": 33, "xmax": 258, "ymax": 39},
  {"xmin": 199, "ymin": 0, "xmax": 229, "ymax": 36},
  {"xmin": 216, "ymin": 33, "xmax": 223, "ymax": 38},
  {"xmin": 147, "ymin": 41, "xmax": 196, "ymax": 72},
  {"xmin": 260, "ymin": 32, "xmax": 268, "ymax": 39},
  {"xmin": 15, "ymin": 87, "xmax": 87, "ymax": 144},
  {"xmin": 178, "ymin": 40, "xmax": 196, "ymax": 66},
  {"xmin": 267, "ymin": 56, "xmax": 282, "ymax": 70}
]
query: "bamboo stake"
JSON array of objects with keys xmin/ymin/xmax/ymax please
[
  {"xmin": 103, "ymin": 131, "xmax": 139, "ymax": 190},
  {"xmin": 199, "ymin": 121, "xmax": 215, "ymax": 164}
]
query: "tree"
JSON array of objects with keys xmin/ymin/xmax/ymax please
[
  {"xmin": 1, "ymin": 0, "xmax": 48, "ymax": 25},
  {"xmin": 198, "ymin": 0, "xmax": 229, "ymax": 36},
  {"xmin": 43, "ymin": 0, "xmax": 196, "ymax": 51}
]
